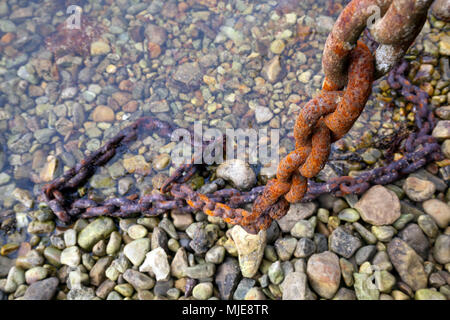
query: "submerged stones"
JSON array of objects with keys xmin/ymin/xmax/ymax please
[
  {"xmin": 216, "ymin": 159, "xmax": 256, "ymax": 190},
  {"xmin": 172, "ymin": 62, "xmax": 203, "ymax": 92}
]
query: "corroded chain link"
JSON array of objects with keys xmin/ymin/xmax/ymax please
[{"xmin": 323, "ymin": 0, "xmax": 434, "ymax": 88}]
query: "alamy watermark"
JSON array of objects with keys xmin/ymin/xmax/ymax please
[{"xmin": 65, "ymin": 5, "xmax": 82, "ymax": 30}]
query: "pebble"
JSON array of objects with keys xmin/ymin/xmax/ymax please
[
  {"xmin": 231, "ymin": 226, "xmax": 266, "ymax": 278},
  {"xmin": 433, "ymin": 234, "xmax": 450, "ymax": 264},
  {"xmin": 306, "ymin": 252, "xmax": 341, "ymax": 299},
  {"xmin": 215, "ymin": 257, "xmax": 240, "ymax": 300},
  {"xmin": 67, "ymin": 286, "xmax": 96, "ymax": 300},
  {"xmin": 151, "ymin": 227, "xmax": 169, "ymax": 252},
  {"xmin": 415, "ymin": 288, "xmax": 446, "ymax": 300},
  {"xmin": 298, "ymin": 71, "xmax": 311, "ymax": 83},
  {"xmin": 354, "ymin": 273, "xmax": 380, "ymax": 300},
  {"xmin": 123, "ymin": 155, "xmax": 151, "ymax": 175},
  {"xmin": 422, "ymin": 199, "xmax": 450, "ymax": 228},
  {"xmin": 16, "ymin": 250, "xmax": 44, "ymax": 269},
  {"xmin": 89, "ymin": 256, "xmax": 113, "ymax": 286},
  {"xmin": 64, "ymin": 229, "xmax": 77, "ymax": 248},
  {"xmin": 140, "ymin": 247, "xmax": 170, "ymax": 280},
  {"xmin": 371, "ymin": 226, "xmax": 396, "ymax": 242},
  {"xmin": 403, "ymin": 176, "xmax": 436, "ymax": 202},
  {"xmin": 77, "ymin": 217, "xmax": 116, "ymax": 251},
  {"xmin": 127, "ymin": 224, "xmax": 148, "ymax": 240},
  {"xmin": 123, "ymin": 238, "xmax": 151, "ymax": 267},
  {"xmin": 338, "ymin": 208, "xmax": 360, "ymax": 222},
  {"xmin": 185, "ymin": 263, "xmax": 215, "ymax": 279},
  {"xmin": 277, "ymin": 202, "xmax": 317, "ymax": 232},
  {"xmin": 262, "ymin": 56, "xmax": 282, "ymax": 83},
  {"xmin": 90, "ymin": 40, "xmax": 111, "ymax": 56},
  {"xmin": 418, "ymin": 214, "xmax": 439, "ymax": 238},
  {"xmin": 27, "ymin": 220, "xmax": 55, "ymax": 234},
  {"xmin": 291, "ymin": 220, "xmax": 314, "ymax": 238},
  {"xmin": 375, "ymin": 270, "xmax": 396, "ymax": 293},
  {"xmin": 43, "ymin": 247, "xmax": 61, "ymax": 267},
  {"xmin": 333, "ymin": 287, "xmax": 356, "ymax": 300},
  {"xmin": 281, "ymin": 271, "xmax": 308, "ymax": 300},
  {"xmin": 372, "ymin": 251, "xmax": 393, "ymax": 271},
  {"xmin": 60, "ymin": 246, "xmax": 81, "ymax": 268},
  {"xmin": 355, "ymin": 245, "xmax": 377, "ymax": 265},
  {"xmin": 216, "ymin": 159, "xmax": 256, "ymax": 190},
  {"xmin": 294, "ymin": 238, "xmax": 316, "ymax": 258},
  {"xmin": 25, "ymin": 266, "xmax": 48, "ymax": 284},
  {"xmin": 106, "ymin": 231, "xmax": 122, "ymax": 255},
  {"xmin": 353, "ymin": 222, "xmax": 378, "ymax": 244},
  {"xmin": 270, "ymin": 39, "xmax": 285, "ymax": 54},
  {"xmin": 231, "ymin": 278, "xmax": 254, "ymax": 300},
  {"xmin": 92, "ymin": 105, "xmax": 115, "ymax": 122},
  {"xmin": 339, "ymin": 258, "xmax": 355, "ymax": 286},
  {"xmin": 268, "ymin": 261, "xmax": 284, "ymax": 285},
  {"xmin": 23, "ymin": 277, "xmax": 59, "ymax": 300},
  {"xmin": 173, "ymin": 62, "xmax": 203, "ymax": 90},
  {"xmin": 432, "ymin": 120, "xmax": 450, "ymax": 139},
  {"xmin": 12, "ymin": 188, "xmax": 33, "ymax": 208},
  {"xmin": 329, "ymin": 227, "xmax": 362, "ymax": 259},
  {"xmin": 153, "ymin": 154, "xmax": 171, "ymax": 171},
  {"xmin": 245, "ymin": 287, "xmax": 266, "ymax": 300},
  {"xmin": 193, "ymin": 282, "xmax": 213, "ymax": 300},
  {"xmin": 387, "ymin": 238, "xmax": 428, "ymax": 291},
  {"xmin": 144, "ymin": 24, "xmax": 167, "ymax": 45},
  {"xmin": 205, "ymin": 245, "xmax": 226, "ymax": 264},
  {"xmin": 274, "ymin": 237, "xmax": 297, "ymax": 261},
  {"xmin": 114, "ymin": 283, "xmax": 134, "ymax": 297},
  {"xmin": 188, "ymin": 223, "xmax": 218, "ymax": 254},
  {"xmin": 170, "ymin": 248, "xmax": 188, "ymax": 279},
  {"xmin": 398, "ymin": 224, "xmax": 429, "ymax": 259},
  {"xmin": 314, "ymin": 233, "xmax": 328, "ymax": 253},
  {"xmin": 123, "ymin": 269, "xmax": 154, "ymax": 291},
  {"xmin": 255, "ymin": 106, "xmax": 274, "ymax": 124},
  {"xmin": 354, "ymin": 185, "xmax": 401, "ymax": 225}
]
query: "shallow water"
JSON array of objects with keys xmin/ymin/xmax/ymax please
[{"xmin": 0, "ymin": 0, "xmax": 446, "ymax": 248}]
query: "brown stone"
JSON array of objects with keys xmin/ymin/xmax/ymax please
[
  {"xmin": 387, "ymin": 238, "xmax": 427, "ymax": 291},
  {"xmin": 123, "ymin": 100, "xmax": 138, "ymax": 113},
  {"xmin": 148, "ymin": 42, "xmax": 162, "ymax": 59},
  {"xmin": 403, "ymin": 176, "xmax": 436, "ymax": 202},
  {"xmin": 354, "ymin": 185, "xmax": 401, "ymax": 225},
  {"xmin": 422, "ymin": 199, "xmax": 450, "ymax": 229},
  {"xmin": 92, "ymin": 106, "xmax": 115, "ymax": 122},
  {"xmin": 306, "ymin": 251, "xmax": 341, "ymax": 299},
  {"xmin": 112, "ymin": 92, "xmax": 132, "ymax": 107},
  {"xmin": 89, "ymin": 256, "xmax": 113, "ymax": 286}
]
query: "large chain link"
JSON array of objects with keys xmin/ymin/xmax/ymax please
[{"xmin": 323, "ymin": 0, "xmax": 434, "ymax": 89}]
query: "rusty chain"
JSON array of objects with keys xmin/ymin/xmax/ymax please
[{"xmin": 40, "ymin": 0, "xmax": 443, "ymax": 234}]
